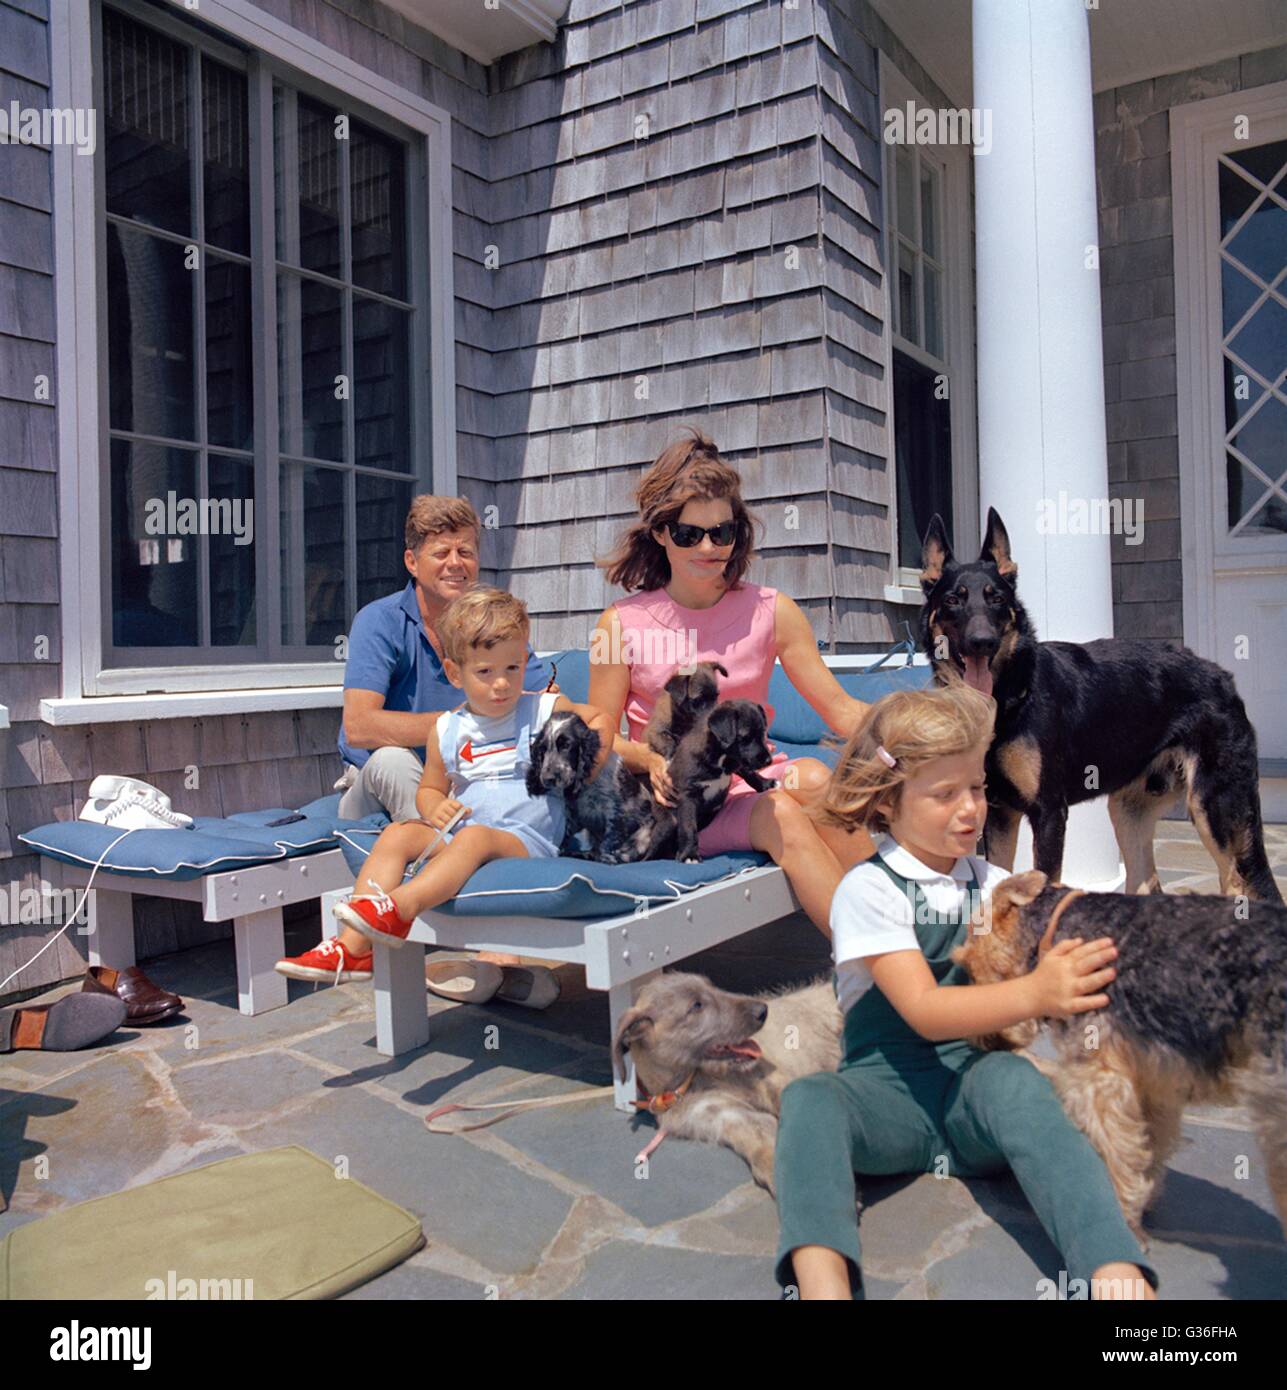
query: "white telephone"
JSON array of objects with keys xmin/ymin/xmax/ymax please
[{"xmin": 79, "ymin": 775, "xmax": 194, "ymax": 830}]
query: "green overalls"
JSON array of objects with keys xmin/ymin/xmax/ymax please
[{"xmin": 773, "ymin": 856, "xmax": 1157, "ymax": 1296}]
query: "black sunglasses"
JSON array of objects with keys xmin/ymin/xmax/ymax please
[{"xmin": 665, "ymin": 519, "xmax": 741, "ymax": 548}]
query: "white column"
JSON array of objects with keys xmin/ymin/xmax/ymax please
[{"xmin": 972, "ymin": 0, "xmax": 1123, "ymax": 889}]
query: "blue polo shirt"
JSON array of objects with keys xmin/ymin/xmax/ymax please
[{"xmin": 338, "ymin": 582, "xmax": 551, "ymax": 769}]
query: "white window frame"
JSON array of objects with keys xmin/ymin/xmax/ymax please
[
  {"xmin": 877, "ymin": 52, "xmax": 978, "ymax": 605},
  {"xmin": 47, "ymin": 0, "xmax": 456, "ymax": 717},
  {"xmin": 1173, "ymin": 79, "xmax": 1287, "ymax": 662}
]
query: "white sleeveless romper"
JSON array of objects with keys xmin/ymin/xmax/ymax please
[{"xmin": 434, "ymin": 690, "xmax": 565, "ymax": 859}]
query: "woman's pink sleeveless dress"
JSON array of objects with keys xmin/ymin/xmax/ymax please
[{"xmin": 614, "ymin": 582, "xmax": 795, "ymax": 855}]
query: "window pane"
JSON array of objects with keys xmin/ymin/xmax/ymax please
[
  {"xmin": 202, "ymin": 56, "xmax": 250, "ymax": 255},
  {"xmin": 356, "ymin": 474, "xmax": 414, "ymax": 609},
  {"xmin": 353, "ymin": 296, "xmax": 410, "ymax": 472},
  {"xmin": 109, "ymin": 439, "xmax": 199, "ymax": 647},
  {"xmin": 107, "ymin": 223, "xmax": 195, "ymax": 440},
  {"xmin": 206, "ymin": 255, "xmax": 253, "ymax": 450},
  {"xmin": 104, "ymin": 7, "xmax": 191, "ymax": 236},
  {"xmin": 281, "ymin": 462, "xmax": 346, "ymax": 646},
  {"xmin": 893, "ymin": 349, "xmax": 953, "ymax": 570},
  {"xmin": 920, "ymin": 162, "xmax": 939, "ymax": 260},
  {"xmin": 896, "ymin": 146, "xmax": 914, "ymax": 240},
  {"xmin": 209, "ymin": 454, "xmax": 256, "ymax": 645},
  {"xmin": 278, "ymin": 271, "xmax": 345, "ymax": 461},
  {"xmin": 1225, "ymin": 196, "xmax": 1287, "ymax": 286},
  {"xmin": 898, "ymin": 243, "xmax": 918, "ymax": 345},
  {"xmin": 276, "ymin": 89, "xmax": 342, "ymax": 280},
  {"xmin": 351, "ymin": 120, "xmax": 407, "ymax": 298},
  {"xmin": 924, "ymin": 263, "xmax": 943, "ymax": 359}
]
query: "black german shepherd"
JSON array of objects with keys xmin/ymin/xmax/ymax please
[{"xmin": 920, "ymin": 508, "xmax": 1282, "ymax": 903}]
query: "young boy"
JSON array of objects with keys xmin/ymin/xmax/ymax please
[{"xmin": 278, "ymin": 586, "xmax": 615, "ymax": 1006}]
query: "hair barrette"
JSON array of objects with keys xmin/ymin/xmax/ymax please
[{"xmin": 875, "ymin": 745, "xmax": 898, "ymax": 769}]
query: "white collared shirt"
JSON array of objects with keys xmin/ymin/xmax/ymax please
[{"xmin": 831, "ymin": 833, "xmax": 1015, "ymax": 1015}]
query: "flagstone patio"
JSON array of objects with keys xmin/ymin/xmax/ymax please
[{"xmin": 2, "ymin": 820, "xmax": 1285, "ymax": 1300}]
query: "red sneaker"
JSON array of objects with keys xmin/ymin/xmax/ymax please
[
  {"xmin": 332, "ymin": 884, "xmax": 413, "ymax": 947},
  {"xmin": 275, "ymin": 936, "xmax": 373, "ymax": 983}
]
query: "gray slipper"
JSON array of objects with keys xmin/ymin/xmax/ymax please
[
  {"xmin": 495, "ymin": 965, "xmax": 561, "ymax": 1010},
  {"xmin": 0, "ymin": 993, "xmax": 127, "ymax": 1053}
]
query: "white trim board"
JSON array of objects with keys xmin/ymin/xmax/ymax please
[
  {"xmin": 48, "ymin": 0, "xmax": 458, "ymax": 701},
  {"xmin": 40, "ymin": 686, "xmax": 344, "ymax": 726}
]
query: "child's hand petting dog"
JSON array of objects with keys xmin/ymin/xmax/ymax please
[{"xmin": 1027, "ymin": 935, "xmax": 1118, "ymax": 1020}]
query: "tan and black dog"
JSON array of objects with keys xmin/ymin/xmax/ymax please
[
  {"xmin": 955, "ymin": 871, "xmax": 1287, "ymax": 1241},
  {"xmin": 920, "ymin": 508, "xmax": 1282, "ymax": 902}
]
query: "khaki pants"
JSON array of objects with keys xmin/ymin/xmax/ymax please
[{"xmin": 336, "ymin": 747, "xmax": 424, "ymax": 823}]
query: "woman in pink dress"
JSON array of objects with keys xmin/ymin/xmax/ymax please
[{"xmin": 589, "ymin": 429, "xmax": 875, "ymax": 936}]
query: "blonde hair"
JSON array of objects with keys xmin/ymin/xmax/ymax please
[
  {"xmin": 812, "ymin": 683, "xmax": 996, "ymax": 834},
  {"xmin": 404, "ymin": 494, "xmax": 481, "ymax": 553},
  {"xmin": 437, "ymin": 586, "xmax": 530, "ymax": 665},
  {"xmin": 597, "ymin": 427, "xmax": 760, "ymax": 592}
]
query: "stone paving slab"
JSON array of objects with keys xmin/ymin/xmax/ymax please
[{"xmin": 0, "ymin": 833, "xmax": 1283, "ymax": 1298}]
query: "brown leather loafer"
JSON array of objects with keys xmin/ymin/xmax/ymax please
[{"xmin": 83, "ymin": 965, "xmax": 184, "ymax": 1025}]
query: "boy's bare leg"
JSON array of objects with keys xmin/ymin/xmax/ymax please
[
  {"xmin": 390, "ymin": 825, "xmax": 528, "ymax": 922},
  {"xmin": 333, "ymin": 822, "xmax": 447, "ymax": 955}
]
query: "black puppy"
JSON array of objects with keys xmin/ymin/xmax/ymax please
[
  {"xmin": 644, "ymin": 661, "xmax": 729, "ymax": 760},
  {"xmin": 526, "ymin": 710, "xmax": 670, "ymax": 863},
  {"xmin": 665, "ymin": 700, "xmax": 775, "ymax": 863},
  {"xmin": 921, "ymin": 507, "xmax": 1281, "ymax": 902}
]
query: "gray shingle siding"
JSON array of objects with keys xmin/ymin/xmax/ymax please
[{"xmin": 1095, "ymin": 42, "xmax": 1287, "ymax": 644}]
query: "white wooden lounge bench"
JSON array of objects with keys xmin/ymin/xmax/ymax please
[
  {"xmin": 325, "ymin": 862, "xmax": 801, "ymax": 1112},
  {"xmin": 41, "ymin": 850, "xmax": 355, "ymax": 1016}
]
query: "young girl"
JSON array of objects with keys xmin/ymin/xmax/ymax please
[
  {"xmin": 319, "ymin": 586, "xmax": 614, "ymax": 1006},
  {"xmin": 774, "ymin": 683, "xmax": 1159, "ymax": 1300}
]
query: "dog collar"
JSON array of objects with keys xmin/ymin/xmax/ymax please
[
  {"xmin": 1037, "ymin": 887, "xmax": 1087, "ymax": 956},
  {"xmin": 631, "ymin": 1071, "xmax": 696, "ymax": 1116}
]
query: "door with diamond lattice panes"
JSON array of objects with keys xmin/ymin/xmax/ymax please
[{"xmin": 1175, "ymin": 95, "xmax": 1287, "ymax": 763}]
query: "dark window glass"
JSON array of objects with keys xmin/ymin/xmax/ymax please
[
  {"xmin": 209, "ymin": 454, "xmax": 257, "ymax": 644},
  {"xmin": 356, "ymin": 473, "xmax": 414, "ymax": 608},
  {"xmin": 278, "ymin": 271, "xmax": 345, "ymax": 461},
  {"xmin": 276, "ymin": 88, "xmax": 342, "ymax": 280},
  {"xmin": 351, "ymin": 120, "xmax": 406, "ymax": 297},
  {"xmin": 353, "ymin": 296, "xmax": 410, "ymax": 472},
  {"xmin": 109, "ymin": 439, "xmax": 200, "ymax": 646},
  {"xmin": 206, "ymin": 255, "xmax": 253, "ymax": 450},
  {"xmin": 107, "ymin": 222, "xmax": 195, "ymax": 440},
  {"xmin": 202, "ymin": 56, "xmax": 250, "ymax": 255},
  {"xmin": 893, "ymin": 348, "xmax": 953, "ymax": 570},
  {"xmin": 103, "ymin": 7, "xmax": 191, "ymax": 235},
  {"xmin": 281, "ymin": 462, "xmax": 346, "ymax": 646}
]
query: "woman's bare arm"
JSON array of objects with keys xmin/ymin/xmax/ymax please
[
  {"xmin": 586, "ymin": 607, "xmax": 675, "ymax": 804},
  {"xmin": 774, "ymin": 592, "xmax": 869, "ymax": 738}
]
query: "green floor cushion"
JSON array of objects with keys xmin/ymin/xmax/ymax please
[{"xmin": 0, "ymin": 1146, "xmax": 424, "ymax": 1300}]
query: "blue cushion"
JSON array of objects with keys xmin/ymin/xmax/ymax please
[
  {"xmin": 767, "ymin": 663, "xmax": 933, "ymax": 744},
  {"xmin": 18, "ymin": 799, "xmax": 383, "ymax": 882},
  {"xmin": 334, "ymin": 821, "xmax": 767, "ymax": 918},
  {"xmin": 543, "ymin": 646, "xmax": 931, "ymax": 745}
]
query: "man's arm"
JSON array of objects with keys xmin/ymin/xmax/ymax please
[{"xmin": 342, "ymin": 688, "xmax": 444, "ymax": 753}]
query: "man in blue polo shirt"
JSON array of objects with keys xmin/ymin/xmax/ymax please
[{"xmin": 335, "ymin": 494, "xmax": 550, "ymax": 823}]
